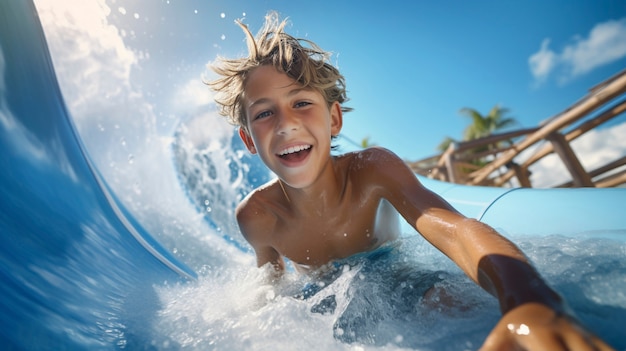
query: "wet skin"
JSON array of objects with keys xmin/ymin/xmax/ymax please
[{"xmin": 235, "ymin": 65, "xmax": 614, "ymax": 351}]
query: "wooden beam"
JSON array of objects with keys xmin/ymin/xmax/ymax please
[
  {"xmin": 557, "ymin": 156, "xmax": 626, "ymax": 187},
  {"xmin": 469, "ymin": 71, "xmax": 626, "ymax": 185},
  {"xmin": 546, "ymin": 132, "xmax": 594, "ymax": 187},
  {"xmin": 508, "ymin": 163, "xmax": 532, "ymax": 187},
  {"xmin": 595, "ymin": 170, "xmax": 626, "ymax": 188},
  {"xmin": 521, "ymin": 100, "xmax": 626, "ymax": 170},
  {"xmin": 443, "ymin": 152, "xmax": 457, "ymax": 184},
  {"xmin": 588, "ymin": 155, "xmax": 626, "ymax": 178},
  {"xmin": 453, "ymin": 127, "xmax": 539, "ymax": 153},
  {"xmin": 493, "ymin": 169, "xmax": 516, "ymax": 187}
]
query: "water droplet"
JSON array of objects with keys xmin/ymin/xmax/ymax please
[
  {"xmin": 133, "ymin": 182, "xmax": 141, "ymax": 195},
  {"xmin": 128, "ymin": 154, "xmax": 134, "ymax": 164}
]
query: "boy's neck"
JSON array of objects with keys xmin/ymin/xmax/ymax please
[{"xmin": 279, "ymin": 156, "xmax": 345, "ymax": 215}]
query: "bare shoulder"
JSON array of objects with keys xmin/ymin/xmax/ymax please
[
  {"xmin": 342, "ymin": 147, "xmax": 434, "ymax": 201},
  {"xmin": 235, "ymin": 181, "xmax": 281, "ymax": 245},
  {"xmin": 344, "ymin": 147, "xmax": 413, "ymax": 178}
]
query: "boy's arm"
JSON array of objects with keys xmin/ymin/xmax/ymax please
[
  {"xmin": 236, "ymin": 196, "xmax": 285, "ymax": 276},
  {"xmin": 417, "ymin": 211, "xmax": 614, "ymax": 350},
  {"xmin": 365, "ymin": 148, "xmax": 613, "ymax": 350}
]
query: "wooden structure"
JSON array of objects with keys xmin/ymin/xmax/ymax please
[{"xmin": 408, "ymin": 69, "xmax": 626, "ymax": 188}]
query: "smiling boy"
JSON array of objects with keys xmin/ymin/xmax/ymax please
[{"xmin": 208, "ymin": 12, "xmax": 613, "ymax": 351}]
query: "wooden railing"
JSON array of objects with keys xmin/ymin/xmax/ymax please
[{"xmin": 408, "ymin": 69, "xmax": 626, "ymax": 188}]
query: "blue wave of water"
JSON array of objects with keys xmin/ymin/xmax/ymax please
[{"xmin": 0, "ymin": 2, "xmax": 195, "ymax": 349}]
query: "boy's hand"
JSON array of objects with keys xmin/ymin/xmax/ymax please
[{"xmin": 480, "ymin": 303, "xmax": 614, "ymax": 351}]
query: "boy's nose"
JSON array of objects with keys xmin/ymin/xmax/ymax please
[{"xmin": 276, "ymin": 111, "xmax": 299, "ymax": 134}]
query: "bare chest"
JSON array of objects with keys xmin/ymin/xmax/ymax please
[{"xmin": 271, "ymin": 199, "xmax": 400, "ymax": 268}]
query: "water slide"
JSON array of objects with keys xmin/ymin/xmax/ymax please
[
  {"xmin": 1, "ymin": 1, "xmax": 624, "ymax": 350},
  {"xmin": 1, "ymin": 2, "xmax": 196, "ymax": 349},
  {"xmin": 418, "ymin": 176, "xmax": 625, "ymax": 238}
]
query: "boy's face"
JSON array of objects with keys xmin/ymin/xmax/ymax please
[{"xmin": 240, "ymin": 65, "xmax": 342, "ymax": 188}]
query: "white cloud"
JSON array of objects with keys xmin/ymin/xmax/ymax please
[
  {"xmin": 564, "ymin": 18, "xmax": 626, "ymax": 76},
  {"xmin": 529, "ymin": 18, "xmax": 626, "ymax": 85},
  {"xmin": 528, "ymin": 39, "xmax": 558, "ymax": 84}
]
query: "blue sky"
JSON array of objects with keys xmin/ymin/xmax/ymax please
[
  {"xmin": 98, "ymin": 0, "xmax": 626, "ymax": 161},
  {"xmin": 35, "ymin": 0, "xmax": 626, "ymax": 186}
]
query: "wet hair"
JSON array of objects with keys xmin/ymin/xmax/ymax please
[{"xmin": 207, "ymin": 11, "xmax": 351, "ymax": 133}]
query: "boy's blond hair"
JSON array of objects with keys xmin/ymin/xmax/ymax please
[{"xmin": 208, "ymin": 12, "xmax": 351, "ymax": 132}]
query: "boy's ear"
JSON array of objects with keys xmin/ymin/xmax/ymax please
[
  {"xmin": 330, "ymin": 101, "xmax": 343, "ymax": 136},
  {"xmin": 238, "ymin": 128, "xmax": 257, "ymax": 154}
]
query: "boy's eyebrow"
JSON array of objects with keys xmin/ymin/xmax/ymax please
[
  {"xmin": 286, "ymin": 87, "xmax": 313, "ymax": 96},
  {"xmin": 247, "ymin": 87, "xmax": 314, "ymax": 109}
]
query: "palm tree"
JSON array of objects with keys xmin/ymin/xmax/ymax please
[
  {"xmin": 460, "ymin": 105, "xmax": 517, "ymax": 142},
  {"xmin": 435, "ymin": 104, "xmax": 519, "ymax": 180},
  {"xmin": 436, "ymin": 136, "xmax": 457, "ymax": 153},
  {"xmin": 360, "ymin": 136, "xmax": 376, "ymax": 148},
  {"xmin": 459, "ymin": 105, "xmax": 519, "ymax": 171},
  {"xmin": 436, "ymin": 105, "xmax": 517, "ymax": 153}
]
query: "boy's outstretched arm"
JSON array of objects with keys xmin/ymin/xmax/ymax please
[
  {"xmin": 367, "ymin": 147, "xmax": 614, "ymax": 350},
  {"xmin": 446, "ymin": 219, "xmax": 614, "ymax": 351}
]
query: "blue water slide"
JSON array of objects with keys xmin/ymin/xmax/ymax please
[
  {"xmin": 419, "ymin": 176, "xmax": 626, "ymax": 238},
  {"xmin": 1, "ymin": 1, "xmax": 195, "ymax": 348},
  {"xmin": 0, "ymin": 0, "xmax": 195, "ymax": 282}
]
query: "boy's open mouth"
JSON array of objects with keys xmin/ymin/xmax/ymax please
[{"xmin": 277, "ymin": 144, "xmax": 312, "ymax": 163}]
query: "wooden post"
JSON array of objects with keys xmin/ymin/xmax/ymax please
[
  {"xmin": 508, "ymin": 162, "xmax": 532, "ymax": 187},
  {"xmin": 546, "ymin": 132, "xmax": 594, "ymax": 187},
  {"xmin": 443, "ymin": 143, "xmax": 458, "ymax": 183},
  {"xmin": 443, "ymin": 152, "xmax": 456, "ymax": 183}
]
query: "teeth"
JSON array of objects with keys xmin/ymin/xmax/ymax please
[{"xmin": 278, "ymin": 144, "xmax": 311, "ymax": 156}]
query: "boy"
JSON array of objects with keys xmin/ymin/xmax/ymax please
[{"xmin": 208, "ymin": 12, "xmax": 613, "ymax": 350}]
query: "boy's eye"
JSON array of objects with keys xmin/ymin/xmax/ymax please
[
  {"xmin": 255, "ymin": 110, "xmax": 272, "ymax": 120},
  {"xmin": 294, "ymin": 101, "xmax": 311, "ymax": 108}
]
